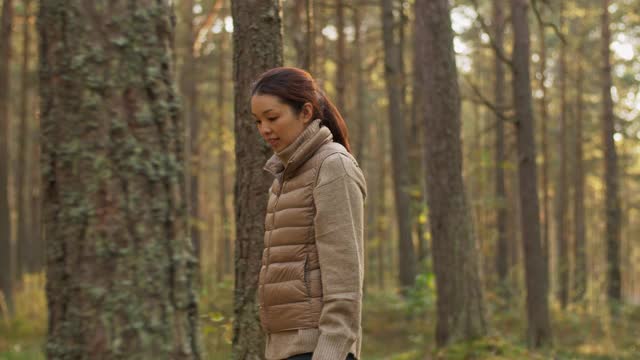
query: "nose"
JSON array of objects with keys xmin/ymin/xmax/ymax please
[{"xmin": 259, "ymin": 122, "xmax": 273, "ymax": 136}]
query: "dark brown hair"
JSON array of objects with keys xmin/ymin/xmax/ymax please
[{"xmin": 250, "ymin": 67, "xmax": 352, "ymax": 153}]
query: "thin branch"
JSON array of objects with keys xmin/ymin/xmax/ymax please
[
  {"xmin": 532, "ymin": 0, "xmax": 567, "ymax": 45},
  {"xmin": 462, "ymin": 75, "xmax": 515, "ymax": 124},
  {"xmin": 469, "ymin": 0, "xmax": 514, "ymax": 69}
]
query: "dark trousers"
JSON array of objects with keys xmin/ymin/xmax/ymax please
[{"xmin": 287, "ymin": 352, "xmax": 356, "ymax": 360}]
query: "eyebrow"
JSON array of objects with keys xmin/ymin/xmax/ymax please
[{"xmin": 251, "ymin": 109, "xmax": 274, "ymax": 117}]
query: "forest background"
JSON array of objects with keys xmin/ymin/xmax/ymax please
[{"xmin": 0, "ymin": 0, "xmax": 639, "ymax": 359}]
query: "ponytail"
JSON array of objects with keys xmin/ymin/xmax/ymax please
[{"xmin": 317, "ymin": 90, "xmax": 352, "ymax": 154}]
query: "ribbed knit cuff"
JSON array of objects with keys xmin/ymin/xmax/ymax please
[{"xmin": 311, "ymin": 333, "xmax": 353, "ymax": 360}]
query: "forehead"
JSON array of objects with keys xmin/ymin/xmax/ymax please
[{"xmin": 251, "ymin": 94, "xmax": 283, "ymax": 112}]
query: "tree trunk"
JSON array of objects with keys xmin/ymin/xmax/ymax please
[
  {"xmin": 381, "ymin": 0, "xmax": 415, "ymax": 294},
  {"xmin": 352, "ymin": 3, "xmax": 367, "ymax": 165},
  {"xmin": 417, "ymin": 0, "xmax": 486, "ymax": 346},
  {"xmin": 217, "ymin": 29, "xmax": 232, "ymax": 279},
  {"xmin": 306, "ymin": 0, "xmax": 314, "ymax": 73},
  {"xmin": 510, "ymin": 0, "xmax": 551, "ymax": 347},
  {"xmin": 289, "ymin": 0, "xmax": 308, "ymax": 69},
  {"xmin": 409, "ymin": 0, "xmax": 427, "ymax": 268},
  {"xmin": 335, "ymin": 0, "xmax": 346, "ymax": 113},
  {"xmin": 573, "ymin": 38, "xmax": 586, "ymax": 302},
  {"xmin": 16, "ymin": 0, "xmax": 33, "ymax": 278},
  {"xmin": 313, "ymin": 0, "xmax": 325, "ymax": 82},
  {"xmin": 536, "ymin": 3, "xmax": 550, "ymax": 289},
  {"xmin": 493, "ymin": 0, "xmax": 508, "ymax": 297},
  {"xmin": 376, "ymin": 116, "xmax": 387, "ymax": 290},
  {"xmin": 231, "ymin": 0, "xmax": 282, "ymax": 358},
  {"xmin": 0, "ymin": 0, "xmax": 14, "ymax": 318},
  {"xmin": 40, "ymin": 1, "xmax": 201, "ymax": 357},
  {"xmin": 180, "ymin": 0, "xmax": 201, "ymax": 265},
  {"xmin": 555, "ymin": 8, "xmax": 569, "ymax": 309},
  {"xmin": 601, "ymin": 0, "xmax": 622, "ymax": 309}
]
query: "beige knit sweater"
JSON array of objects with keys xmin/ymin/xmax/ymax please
[{"xmin": 262, "ymin": 119, "xmax": 367, "ymax": 360}]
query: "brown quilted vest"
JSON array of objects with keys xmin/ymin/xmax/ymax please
[{"xmin": 259, "ymin": 123, "xmax": 353, "ymax": 334}]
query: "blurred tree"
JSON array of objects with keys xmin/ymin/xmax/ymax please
[
  {"xmin": 417, "ymin": 0, "xmax": 486, "ymax": 346},
  {"xmin": 601, "ymin": 0, "xmax": 622, "ymax": 311},
  {"xmin": 510, "ymin": 0, "xmax": 551, "ymax": 347},
  {"xmin": 492, "ymin": 0, "xmax": 509, "ymax": 298},
  {"xmin": 555, "ymin": 3, "xmax": 569, "ymax": 310},
  {"xmin": 16, "ymin": 0, "xmax": 33, "ymax": 277},
  {"xmin": 0, "ymin": 0, "xmax": 14, "ymax": 318},
  {"xmin": 180, "ymin": 0, "xmax": 201, "ymax": 262},
  {"xmin": 382, "ymin": 0, "xmax": 416, "ymax": 295}
]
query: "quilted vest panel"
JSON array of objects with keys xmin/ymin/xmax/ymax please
[{"xmin": 259, "ymin": 141, "xmax": 350, "ymax": 333}]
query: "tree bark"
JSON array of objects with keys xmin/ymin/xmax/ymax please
[
  {"xmin": 382, "ymin": 0, "xmax": 416, "ymax": 294},
  {"xmin": 231, "ymin": 0, "xmax": 282, "ymax": 358},
  {"xmin": 352, "ymin": 2, "xmax": 367, "ymax": 165},
  {"xmin": 510, "ymin": 0, "xmax": 551, "ymax": 347},
  {"xmin": 180, "ymin": 0, "xmax": 201, "ymax": 264},
  {"xmin": 573, "ymin": 38, "xmax": 587, "ymax": 302},
  {"xmin": 0, "ymin": 0, "xmax": 14, "ymax": 318},
  {"xmin": 335, "ymin": 0, "xmax": 346, "ymax": 113},
  {"xmin": 417, "ymin": 0, "xmax": 486, "ymax": 346},
  {"xmin": 601, "ymin": 0, "xmax": 622, "ymax": 309},
  {"xmin": 493, "ymin": 0, "xmax": 508, "ymax": 297},
  {"xmin": 306, "ymin": 0, "xmax": 315, "ymax": 73},
  {"xmin": 555, "ymin": 7, "xmax": 569, "ymax": 309},
  {"xmin": 217, "ymin": 29, "xmax": 232, "ymax": 279},
  {"xmin": 535, "ymin": 2, "xmax": 550, "ymax": 289},
  {"xmin": 409, "ymin": 0, "xmax": 427, "ymax": 268},
  {"xmin": 16, "ymin": 0, "xmax": 33, "ymax": 278},
  {"xmin": 40, "ymin": 1, "xmax": 201, "ymax": 357}
]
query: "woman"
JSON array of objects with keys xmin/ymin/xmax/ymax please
[{"xmin": 251, "ymin": 67, "xmax": 366, "ymax": 360}]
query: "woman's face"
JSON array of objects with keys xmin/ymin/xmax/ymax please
[{"xmin": 251, "ymin": 94, "xmax": 312, "ymax": 152}]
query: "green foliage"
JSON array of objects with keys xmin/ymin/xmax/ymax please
[
  {"xmin": 0, "ymin": 274, "xmax": 46, "ymax": 360},
  {"xmin": 199, "ymin": 274, "xmax": 233, "ymax": 359},
  {"xmin": 405, "ymin": 271, "xmax": 436, "ymax": 317}
]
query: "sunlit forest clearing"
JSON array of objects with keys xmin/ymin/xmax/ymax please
[{"xmin": 1, "ymin": 0, "xmax": 639, "ymax": 359}]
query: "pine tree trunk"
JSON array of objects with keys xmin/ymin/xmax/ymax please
[
  {"xmin": 381, "ymin": 0, "xmax": 415, "ymax": 294},
  {"xmin": 376, "ymin": 117, "xmax": 387, "ymax": 290},
  {"xmin": 39, "ymin": 1, "xmax": 201, "ymax": 357},
  {"xmin": 536, "ymin": 6, "xmax": 551, "ymax": 288},
  {"xmin": 335, "ymin": 0, "xmax": 346, "ymax": 113},
  {"xmin": 306, "ymin": 0, "xmax": 315, "ymax": 73},
  {"xmin": 409, "ymin": 0, "xmax": 427, "ymax": 268},
  {"xmin": 510, "ymin": 0, "xmax": 551, "ymax": 347},
  {"xmin": 555, "ymin": 7, "xmax": 569, "ymax": 309},
  {"xmin": 417, "ymin": 0, "xmax": 486, "ymax": 346},
  {"xmin": 573, "ymin": 39, "xmax": 587, "ymax": 302},
  {"xmin": 217, "ymin": 30, "xmax": 232, "ymax": 278},
  {"xmin": 231, "ymin": 0, "xmax": 282, "ymax": 358},
  {"xmin": 601, "ymin": 0, "xmax": 622, "ymax": 308},
  {"xmin": 0, "ymin": 0, "xmax": 14, "ymax": 318},
  {"xmin": 16, "ymin": 0, "xmax": 33, "ymax": 278},
  {"xmin": 353, "ymin": 3, "xmax": 367, "ymax": 165},
  {"xmin": 180, "ymin": 0, "xmax": 201, "ymax": 264},
  {"xmin": 493, "ymin": 0, "xmax": 509, "ymax": 296}
]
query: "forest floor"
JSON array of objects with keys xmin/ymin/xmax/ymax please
[{"xmin": 1, "ymin": 273, "xmax": 639, "ymax": 359}]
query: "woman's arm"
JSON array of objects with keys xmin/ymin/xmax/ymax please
[{"xmin": 312, "ymin": 152, "xmax": 367, "ymax": 360}]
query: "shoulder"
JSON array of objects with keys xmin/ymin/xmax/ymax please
[{"xmin": 314, "ymin": 147, "xmax": 367, "ymax": 199}]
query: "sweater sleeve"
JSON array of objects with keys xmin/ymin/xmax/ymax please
[{"xmin": 311, "ymin": 153, "xmax": 367, "ymax": 360}]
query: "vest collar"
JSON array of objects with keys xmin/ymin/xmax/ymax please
[{"xmin": 263, "ymin": 119, "xmax": 333, "ymax": 178}]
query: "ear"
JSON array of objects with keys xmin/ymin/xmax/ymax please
[{"xmin": 301, "ymin": 102, "xmax": 313, "ymax": 124}]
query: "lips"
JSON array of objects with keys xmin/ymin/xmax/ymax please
[{"xmin": 267, "ymin": 138, "xmax": 279, "ymax": 146}]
